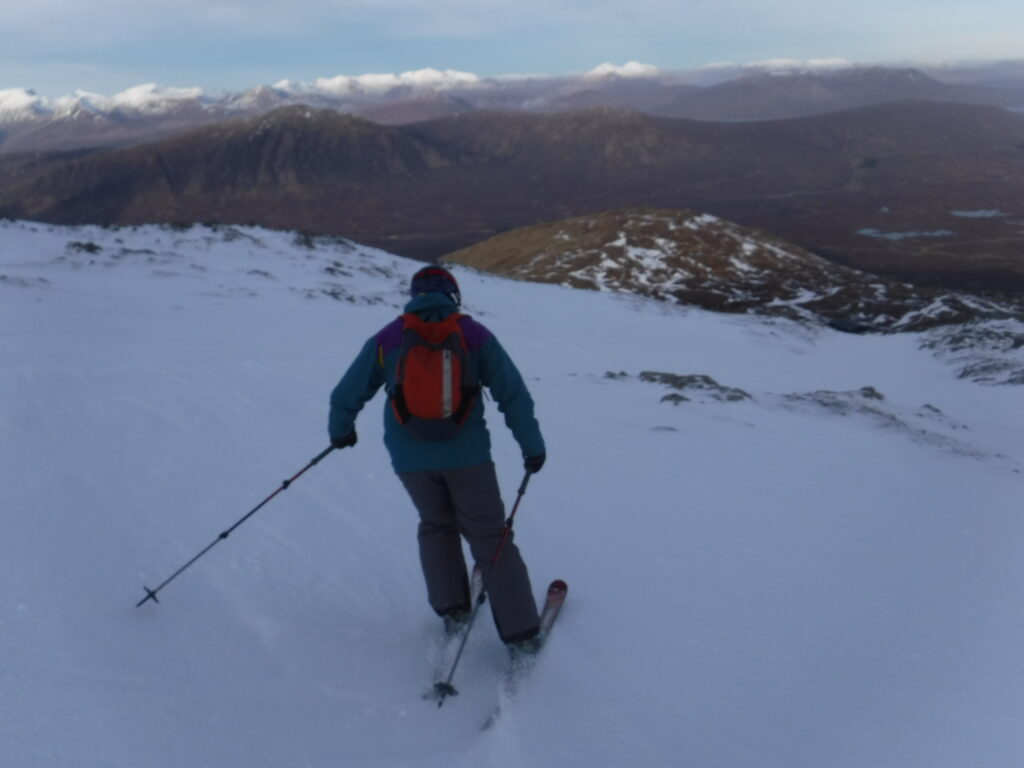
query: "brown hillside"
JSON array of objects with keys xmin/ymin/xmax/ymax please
[
  {"xmin": 443, "ymin": 208, "xmax": 1022, "ymax": 329},
  {"xmin": 2, "ymin": 102, "xmax": 1023, "ymax": 291}
]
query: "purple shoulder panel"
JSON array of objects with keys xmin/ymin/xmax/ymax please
[
  {"xmin": 376, "ymin": 316, "xmax": 406, "ymax": 354},
  {"xmin": 457, "ymin": 315, "xmax": 492, "ymax": 351}
]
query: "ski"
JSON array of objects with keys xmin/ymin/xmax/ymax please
[
  {"xmin": 482, "ymin": 579, "xmax": 568, "ymax": 730},
  {"xmin": 538, "ymin": 579, "xmax": 568, "ymax": 637}
]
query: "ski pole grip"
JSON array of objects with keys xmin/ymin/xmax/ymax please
[
  {"xmin": 311, "ymin": 445, "xmax": 336, "ymax": 465},
  {"xmin": 517, "ymin": 471, "xmax": 532, "ymax": 496}
]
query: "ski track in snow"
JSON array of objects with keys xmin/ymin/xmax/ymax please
[{"xmin": 2, "ymin": 221, "xmax": 1023, "ymax": 768}]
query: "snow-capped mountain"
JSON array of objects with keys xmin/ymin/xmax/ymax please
[
  {"xmin": 0, "ymin": 64, "xmax": 651, "ymax": 152},
  {"xmin": 2, "ymin": 219, "xmax": 1022, "ymax": 768},
  {"xmin": 2, "ymin": 60, "xmax": 1023, "ymax": 153},
  {"xmin": 0, "ymin": 88, "xmax": 49, "ymax": 121},
  {"xmin": 0, "ymin": 83, "xmax": 233, "ymax": 153},
  {"xmin": 0, "ymin": 83, "xmax": 213, "ymax": 121},
  {"xmin": 0, "ymin": 63, "xmax": 658, "ymax": 127}
]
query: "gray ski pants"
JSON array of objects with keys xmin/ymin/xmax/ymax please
[{"xmin": 398, "ymin": 462, "xmax": 539, "ymax": 643}]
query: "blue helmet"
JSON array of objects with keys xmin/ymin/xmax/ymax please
[{"xmin": 410, "ymin": 265, "xmax": 461, "ymax": 306}]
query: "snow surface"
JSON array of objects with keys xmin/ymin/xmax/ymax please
[{"xmin": 2, "ymin": 221, "xmax": 1023, "ymax": 768}]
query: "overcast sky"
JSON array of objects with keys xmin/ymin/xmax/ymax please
[{"xmin": 2, "ymin": 0, "xmax": 1023, "ymax": 97}]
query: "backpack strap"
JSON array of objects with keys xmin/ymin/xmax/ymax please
[{"xmin": 400, "ymin": 312, "xmax": 465, "ymax": 345}]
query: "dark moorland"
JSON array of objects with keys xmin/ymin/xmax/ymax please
[{"xmin": 2, "ymin": 100, "xmax": 1023, "ymax": 292}]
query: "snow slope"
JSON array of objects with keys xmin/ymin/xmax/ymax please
[{"xmin": 2, "ymin": 221, "xmax": 1022, "ymax": 768}]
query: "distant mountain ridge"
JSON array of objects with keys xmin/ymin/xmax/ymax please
[
  {"xmin": 2, "ymin": 101, "xmax": 1023, "ymax": 293},
  {"xmin": 648, "ymin": 66, "xmax": 1024, "ymax": 121},
  {"xmin": 2, "ymin": 62, "xmax": 1024, "ymax": 153}
]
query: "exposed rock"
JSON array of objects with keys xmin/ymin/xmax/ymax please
[
  {"xmin": 660, "ymin": 393, "xmax": 690, "ymax": 405},
  {"xmin": 919, "ymin": 319, "xmax": 1024, "ymax": 385},
  {"xmin": 781, "ymin": 387, "xmax": 889, "ymax": 416},
  {"xmin": 639, "ymin": 371, "xmax": 753, "ymax": 402}
]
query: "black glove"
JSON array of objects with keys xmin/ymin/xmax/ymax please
[
  {"xmin": 524, "ymin": 453, "xmax": 546, "ymax": 474},
  {"xmin": 331, "ymin": 430, "xmax": 358, "ymax": 449}
]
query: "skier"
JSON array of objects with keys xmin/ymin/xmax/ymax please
[{"xmin": 328, "ymin": 265, "xmax": 547, "ymax": 653}]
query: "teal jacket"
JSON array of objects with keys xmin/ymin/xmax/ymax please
[{"xmin": 328, "ymin": 293, "xmax": 545, "ymax": 473}]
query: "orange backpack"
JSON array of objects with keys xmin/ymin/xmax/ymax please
[{"xmin": 390, "ymin": 313, "xmax": 480, "ymax": 441}]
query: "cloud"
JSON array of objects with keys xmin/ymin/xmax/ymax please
[
  {"xmin": 3, "ymin": 0, "xmax": 1024, "ymax": 97},
  {"xmin": 586, "ymin": 61, "xmax": 663, "ymax": 79},
  {"xmin": 280, "ymin": 67, "xmax": 483, "ymax": 96},
  {"xmin": 748, "ymin": 58, "xmax": 854, "ymax": 71}
]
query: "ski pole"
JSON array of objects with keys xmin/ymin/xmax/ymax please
[
  {"xmin": 434, "ymin": 470, "xmax": 532, "ymax": 707},
  {"xmin": 136, "ymin": 445, "xmax": 336, "ymax": 608}
]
